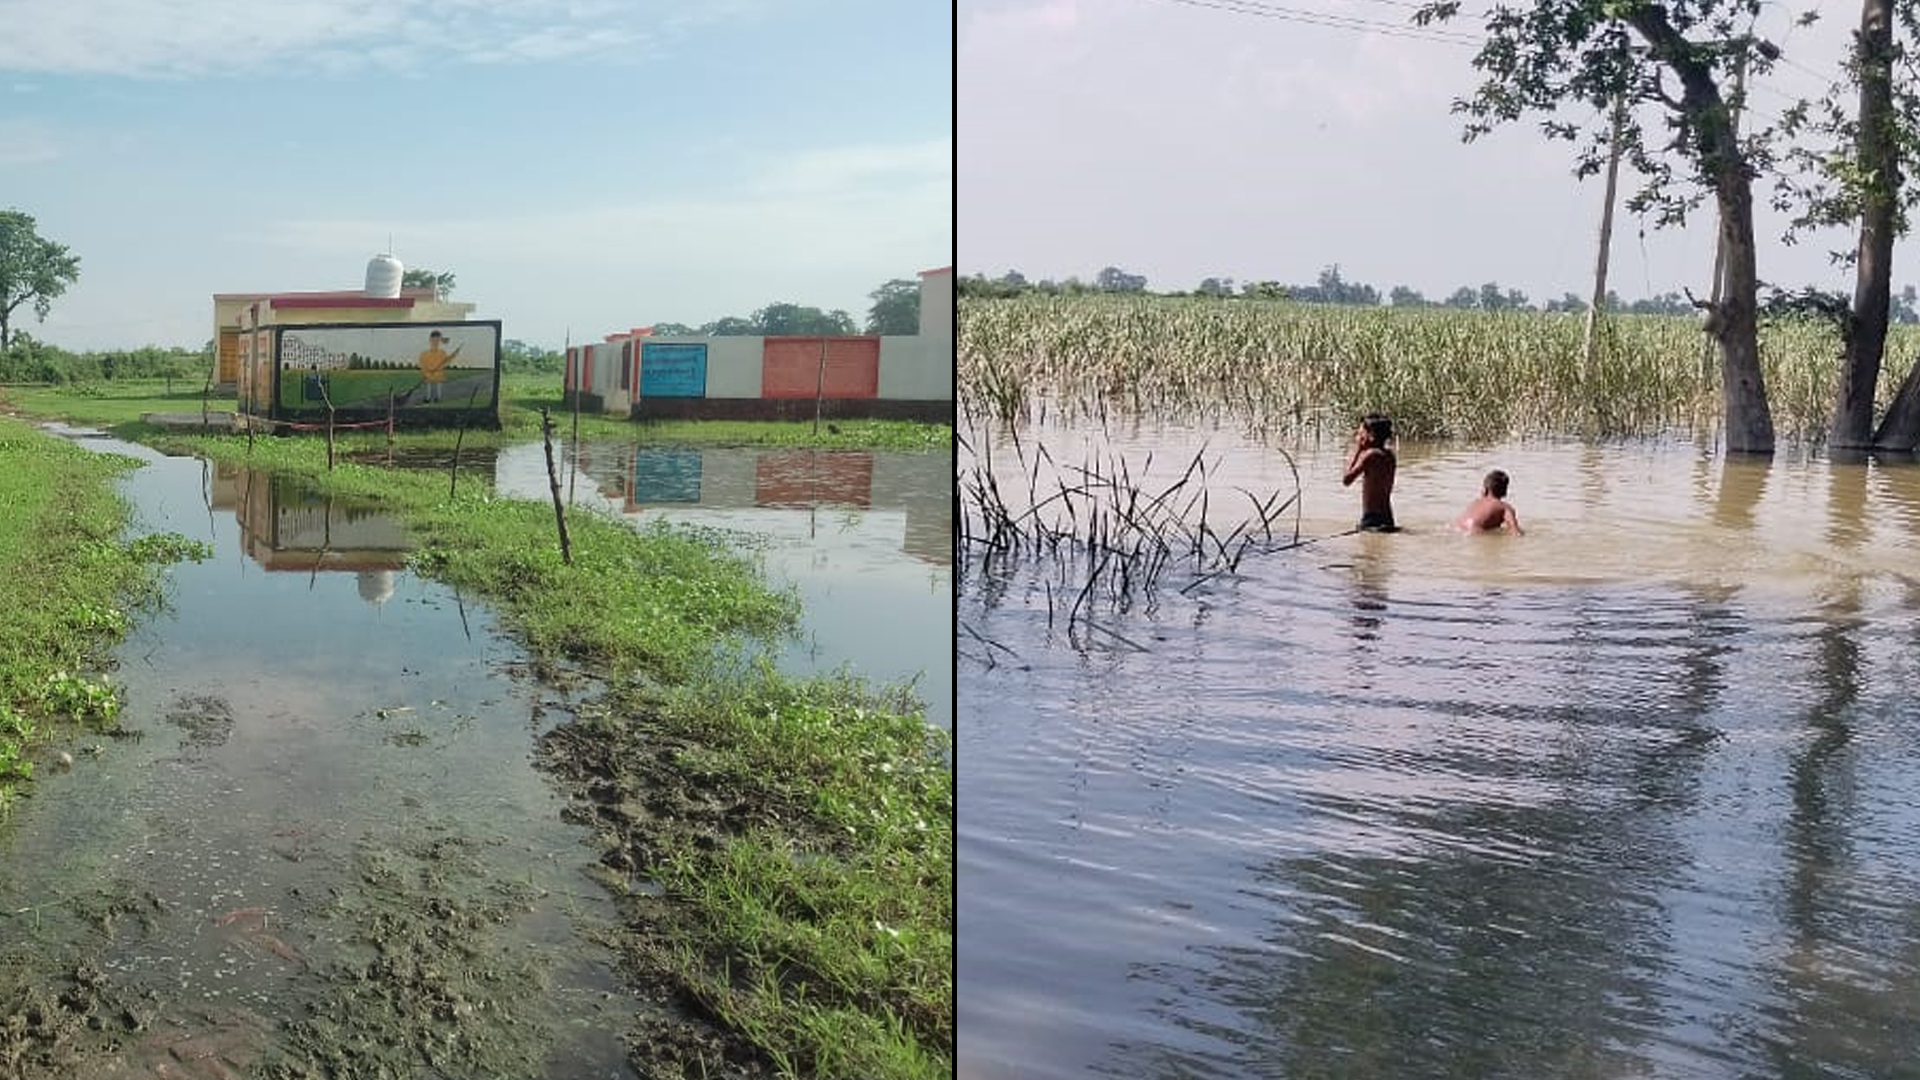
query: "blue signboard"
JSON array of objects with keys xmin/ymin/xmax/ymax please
[
  {"xmin": 632, "ymin": 448, "xmax": 703, "ymax": 504},
  {"xmin": 640, "ymin": 342, "xmax": 708, "ymax": 397}
]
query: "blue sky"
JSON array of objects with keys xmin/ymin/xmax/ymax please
[
  {"xmin": 961, "ymin": 0, "xmax": 1872, "ymax": 305},
  {"xmin": 4, "ymin": 0, "xmax": 953, "ymax": 351}
]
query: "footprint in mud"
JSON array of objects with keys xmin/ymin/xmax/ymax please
[
  {"xmin": 211, "ymin": 906, "xmax": 304, "ymax": 968},
  {"xmin": 166, "ymin": 695, "xmax": 235, "ymax": 751},
  {"xmin": 99, "ymin": 1006, "xmax": 275, "ymax": 1080}
]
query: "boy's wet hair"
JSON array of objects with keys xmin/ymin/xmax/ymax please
[
  {"xmin": 1484, "ymin": 469, "xmax": 1509, "ymax": 498},
  {"xmin": 1362, "ymin": 413, "xmax": 1393, "ymax": 442}
]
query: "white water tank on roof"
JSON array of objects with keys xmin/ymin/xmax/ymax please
[{"xmin": 364, "ymin": 252, "xmax": 403, "ymax": 298}]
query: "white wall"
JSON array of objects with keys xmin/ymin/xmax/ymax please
[
  {"xmin": 878, "ymin": 336, "xmax": 952, "ymax": 401},
  {"xmin": 688, "ymin": 336, "xmax": 764, "ymax": 399}
]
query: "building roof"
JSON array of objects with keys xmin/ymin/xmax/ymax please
[
  {"xmin": 213, "ymin": 287, "xmax": 439, "ymax": 302},
  {"xmin": 269, "ymin": 296, "xmax": 416, "ymax": 310},
  {"xmin": 919, "ymin": 265, "xmax": 954, "ymax": 277}
]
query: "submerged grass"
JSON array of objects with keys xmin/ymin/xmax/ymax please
[
  {"xmin": 959, "ymin": 294, "xmax": 1920, "ymax": 444},
  {"xmin": 0, "ymin": 417, "xmax": 208, "ymax": 814}
]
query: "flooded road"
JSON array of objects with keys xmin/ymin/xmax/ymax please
[
  {"xmin": 495, "ymin": 441, "xmax": 953, "ymax": 727},
  {"xmin": 1, "ymin": 437, "xmax": 636, "ymax": 1078},
  {"xmin": 959, "ymin": 419, "xmax": 1920, "ymax": 1080}
]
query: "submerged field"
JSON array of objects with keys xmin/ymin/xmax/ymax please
[
  {"xmin": 959, "ymin": 294, "xmax": 1920, "ymax": 444},
  {"xmin": 0, "ymin": 402, "xmax": 953, "ymax": 1080}
]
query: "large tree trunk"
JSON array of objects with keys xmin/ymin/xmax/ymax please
[
  {"xmin": 1871, "ymin": 356, "xmax": 1920, "ymax": 449},
  {"xmin": 1836, "ymin": 0, "xmax": 1897, "ymax": 450},
  {"xmin": 1627, "ymin": 11, "xmax": 1775, "ymax": 454},
  {"xmin": 1711, "ymin": 187, "xmax": 1775, "ymax": 455}
]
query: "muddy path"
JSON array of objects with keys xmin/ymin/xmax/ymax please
[{"xmin": 0, "ymin": 437, "xmax": 790, "ymax": 1079}]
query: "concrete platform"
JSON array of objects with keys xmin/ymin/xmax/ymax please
[{"xmin": 141, "ymin": 411, "xmax": 240, "ymax": 431}]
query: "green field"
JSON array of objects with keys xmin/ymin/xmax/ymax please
[
  {"xmin": 959, "ymin": 294, "xmax": 1913, "ymax": 444},
  {"xmin": 276, "ymin": 366, "xmax": 495, "ymax": 410}
]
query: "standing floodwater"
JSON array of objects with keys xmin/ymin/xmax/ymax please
[
  {"xmin": 496, "ymin": 441, "xmax": 953, "ymax": 727},
  {"xmin": 960, "ymin": 418, "xmax": 1920, "ymax": 1080},
  {"xmin": 0, "ymin": 437, "xmax": 637, "ymax": 1078}
]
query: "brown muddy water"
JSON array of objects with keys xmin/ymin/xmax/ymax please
[
  {"xmin": 493, "ymin": 441, "xmax": 953, "ymax": 727},
  {"xmin": 2, "ymin": 434, "xmax": 638, "ymax": 1078},
  {"xmin": 959, "ymin": 418, "xmax": 1920, "ymax": 1080}
]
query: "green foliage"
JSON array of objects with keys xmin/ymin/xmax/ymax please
[
  {"xmin": 401, "ymin": 267, "xmax": 456, "ymax": 297},
  {"xmin": 0, "ymin": 417, "xmax": 155, "ymax": 805},
  {"xmin": 0, "ymin": 209, "xmax": 81, "ymax": 349},
  {"xmin": 865, "ymin": 279, "xmax": 921, "ymax": 335},
  {"xmin": 653, "ymin": 667, "xmax": 952, "ymax": 1080},
  {"xmin": 958, "ymin": 292, "xmax": 1890, "ymax": 444},
  {"xmin": 752, "ymin": 303, "xmax": 859, "ymax": 336},
  {"xmin": 0, "ymin": 334, "xmax": 209, "ymax": 385},
  {"xmin": 499, "ymin": 338, "xmax": 562, "ymax": 374},
  {"xmin": 39, "ymin": 669, "xmax": 121, "ymax": 725}
]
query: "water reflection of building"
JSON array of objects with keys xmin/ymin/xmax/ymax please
[
  {"xmin": 211, "ymin": 465, "xmax": 412, "ymax": 596},
  {"xmin": 574, "ymin": 446, "xmax": 953, "ymax": 565}
]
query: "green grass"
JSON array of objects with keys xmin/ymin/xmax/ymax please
[
  {"xmin": 0, "ymin": 416, "xmax": 209, "ymax": 813},
  {"xmin": 651, "ymin": 669, "xmax": 951, "ymax": 1080}
]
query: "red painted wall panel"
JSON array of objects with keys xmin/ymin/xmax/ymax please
[{"xmin": 760, "ymin": 337, "xmax": 880, "ymax": 399}]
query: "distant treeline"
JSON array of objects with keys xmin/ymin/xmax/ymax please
[
  {"xmin": 0, "ymin": 334, "xmax": 567, "ymax": 383},
  {"xmin": 0, "ymin": 335, "xmax": 208, "ymax": 384},
  {"xmin": 961, "ymin": 264, "xmax": 1920, "ymax": 323}
]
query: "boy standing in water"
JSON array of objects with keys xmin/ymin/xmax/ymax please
[
  {"xmin": 1456, "ymin": 469, "xmax": 1524, "ymax": 534},
  {"xmin": 1342, "ymin": 414, "xmax": 1398, "ymax": 532}
]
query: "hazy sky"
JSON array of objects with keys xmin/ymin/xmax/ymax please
[
  {"xmin": 960, "ymin": 0, "xmax": 1883, "ymax": 304},
  {"xmin": 4, "ymin": 0, "xmax": 952, "ymax": 351}
]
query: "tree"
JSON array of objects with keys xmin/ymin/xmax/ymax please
[
  {"xmin": 703, "ymin": 316, "xmax": 760, "ymax": 336},
  {"xmin": 401, "ymin": 267, "xmax": 456, "ymax": 299},
  {"xmin": 1417, "ymin": 0, "xmax": 1777, "ymax": 453},
  {"xmin": 865, "ymin": 279, "xmax": 920, "ymax": 334},
  {"xmin": 1389, "ymin": 285, "xmax": 1430, "ymax": 307},
  {"xmin": 1292, "ymin": 265, "xmax": 1381, "ymax": 305},
  {"xmin": 1895, "ymin": 285, "xmax": 1919, "ymax": 325},
  {"xmin": 0, "ymin": 211, "xmax": 80, "ymax": 350},
  {"xmin": 754, "ymin": 303, "xmax": 857, "ymax": 335},
  {"xmin": 1196, "ymin": 276, "xmax": 1237, "ymax": 298},
  {"xmin": 1444, "ymin": 286, "xmax": 1479, "ymax": 309},
  {"xmin": 1093, "ymin": 266, "xmax": 1149, "ymax": 293},
  {"xmin": 1240, "ymin": 281, "xmax": 1287, "ymax": 300},
  {"xmin": 1546, "ymin": 292, "xmax": 1589, "ymax": 313}
]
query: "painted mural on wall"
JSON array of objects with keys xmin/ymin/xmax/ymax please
[
  {"xmin": 639, "ymin": 343, "xmax": 707, "ymax": 398},
  {"xmin": 268, "ymin": 322, "xmax": 502, "ymax": 414}
]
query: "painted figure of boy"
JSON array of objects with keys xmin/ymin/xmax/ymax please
[
  {"xmin": 1456, "ymin": 469, "xmax": 1524, "ymax": 535},
  {"xmin": 1342, "ymin": 413, "xmax": 1398, "ymax": 532},
  {"xmin": 416, "ymin": 330, "xmax": 461, "ymax": 403}
]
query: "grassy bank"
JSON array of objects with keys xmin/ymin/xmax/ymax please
[
  {"xmin": 0, "ymin": 417, "xmax": 207, "ymax": 815},
  {"xmin": 959, "ymin": 293, "xmax": 1920, "ymax": 443},
  {"xmin": 1, "ymin": 374, "xmax": 952, "ymax": 452},
  {"xmin": 84, "ymin": 426, "xmax": 951, "ymax": 1079}
]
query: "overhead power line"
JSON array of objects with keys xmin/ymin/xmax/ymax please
[{"xmin": 1138, "ymin": 0, "xmax": 1484, "ymax": 47}]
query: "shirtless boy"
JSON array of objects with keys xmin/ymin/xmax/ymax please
[
  {"xmin": 1342, "ymin": 414, "xmax": 1398, "ymax": 532},
  {"xmin": 1456, "ymin": 469, "xmax": 1524, "ymax": 534}
]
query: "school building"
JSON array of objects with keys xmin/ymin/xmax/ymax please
[
  {"xmin": 211, "ymin": 254, "xmax": 478, "ymax": 390},
  {"xmin": 562, "ymin": 266, "xmax": 953, "ymax": 422}
]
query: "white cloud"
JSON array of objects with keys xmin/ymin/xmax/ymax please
[
  {"xmin": 237, "ymin": 138, "xmax": 951, "ymax": 337},
  {"xmin": 0, "ymin": 0, "xmax": 755, "ymax": 76}
]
